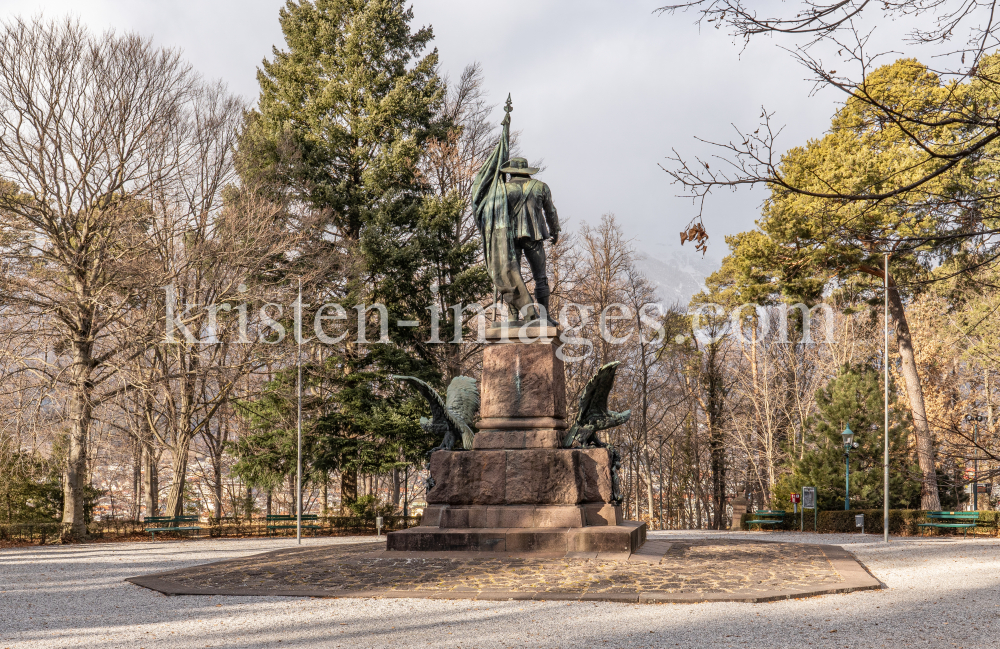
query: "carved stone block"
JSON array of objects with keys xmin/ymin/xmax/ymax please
[
  {"xmin": 473, "ymin": 429, "xmax": 562, "ymax": 449},
  {"xmin": 480, "ymin": 342, "xmax": 566, "ymax": 423},
  {"xmin": 426, "ymin": 451, "xmax": 506, "ymax": 505},
  {"xmin": 426, "ymin": 448, "xmax": 614, "ymax": 507},
  {"xmin": 505, "ymin": 449, "xmax": 581, "ymax": 504}
]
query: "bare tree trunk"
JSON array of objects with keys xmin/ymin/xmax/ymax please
[
  {"xmin": 886, "ymin": 279, "xmax": 941, "ymax": 510},
  {"xmin": 634, "ymin": 448, "xmax": 642, "ymax": 521},
  {"xmin": 63, "ymin": 341, "xmax": 94, "ymax": 539},
  {"xmin": 658, "ymin": 441, "xmax": 665, "ymax": 529},
  {"xmin": 987, "ymin": 370, "xmax": 994, "ymax": 432},
  {"xmin": 143, "ymin": 445, "xmax": 159, "ymax": 518},
  {"xmin": 208, "ymin": 416, "xmax": 229, "ymax": 522},
  {"xmin": 214, "ymin": 458, "xmax": 224, "ymax": 521},
  {"xmin": 391, "ymin": 467, "xmax": 401, "ymax": 508},
  {"xmin": 164, "ymin": 443, "xmax": 190, "ymax": 517},
  {"xmin": 703, "ymin": 344, "xmax": 727, "ymax": 530},
  {"xmin": 636, "ymin": 316, "xmax": 656, "ymax": 526},
  {"xmin": 341, "ymin": 468, "xmax": 357, "ymax": 514},
  {"xmin": 132, "ymin": 435, "xmax": 142, "ymax": 520},
  {"xmin": 163, "ymin": 348, "xmax": 201, "ymax": 518}
]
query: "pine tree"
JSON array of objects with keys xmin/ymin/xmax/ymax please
[
  {"xmin": 774, "ymin": 365, "xmax": 922, "ymax": 511},
  {"xmin": 233, "ymin": 0, "xmax": 489, "ymax": 512},
  {"xmin": 241, "ymin": 0, "xmax": 443, "ymax": 242}
]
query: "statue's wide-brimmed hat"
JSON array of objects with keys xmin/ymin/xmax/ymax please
[{"xmin": 500, "ymin": 157, "xmax": 539, "ymax": 175}]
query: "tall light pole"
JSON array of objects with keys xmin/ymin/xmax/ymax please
[
  {"xmin": 884, "ymin": 253, "xmax": 890, "ymax": 543},
  {"xmin": 296, "ymin": 278, "xmax": 303, "ymax": 545}
]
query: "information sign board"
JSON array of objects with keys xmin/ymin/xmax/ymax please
[{"xmin": 800, "ymin": 486, "xmax": 817, "ymax": 532}]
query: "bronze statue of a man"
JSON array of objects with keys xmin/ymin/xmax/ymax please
[
  {"xmin": 471, "ymin": 97, "xmax": 561, "ymax": 327},
  {"xmin": 498, "ymin": 157, "xmax": 560, "ymax": 325}
]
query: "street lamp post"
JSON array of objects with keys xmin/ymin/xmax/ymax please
[
  {"xmin": 883, "ymin": 252, "xmax": 890, "ymax": 542},
  {"xmin": 965, "ymin": 414, "xmax": 984, "ymax": 510},
  {"xmin": 843, "ymin": 425, "xmax": 859, "ymax": 510}
]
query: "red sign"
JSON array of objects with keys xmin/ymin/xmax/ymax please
[{"xmin": 790, "ymin": 493, "xmax": 801, "ymax": 504}]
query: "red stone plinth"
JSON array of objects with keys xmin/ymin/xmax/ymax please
[{"xmin": 478, "ymin": 339, "xmax": 567, "ymax": 440}]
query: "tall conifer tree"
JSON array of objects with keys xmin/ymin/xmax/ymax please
[
  {"xmin": 243, "ymin": 0, "xmax": 443, "ymax": 242},
  {"xmin": 234, "ymin": 1, "xmax": 487, "ymax": 511}
]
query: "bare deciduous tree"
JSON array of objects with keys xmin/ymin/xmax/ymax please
[{"xmin": 0, "ymin": 17, "xmax": 196, "ymax": 538}]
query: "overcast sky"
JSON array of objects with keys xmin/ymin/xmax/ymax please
[{"xmin": 4, "ymin": 0, "xmax": 874, "ymax": 266}]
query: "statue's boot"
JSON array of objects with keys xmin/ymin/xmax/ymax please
[{"xmin": 534, "ymin": 280, "xmax": 559, "ymax": 327}]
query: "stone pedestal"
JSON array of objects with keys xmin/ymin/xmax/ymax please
[
  {"xmin": 729, "ymin": 496, "xmax": 748, "ymax": 530},
  {"xmin": 387, "ymin": 331, "xmax": 646, "ymax": 555}
]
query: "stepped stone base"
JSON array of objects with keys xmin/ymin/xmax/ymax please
[
  {"xmin": 422, "ymin": 503, "xmax": 622, "ymax": 528},
  {"xmin": 386, "ymin": 521, "xmax": 646, "ymax": 554}
]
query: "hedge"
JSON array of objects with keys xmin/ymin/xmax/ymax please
[
  {"xmin": 740, "ymin": 509, "xmax": 1000, "ymax": 536},
  {"xmin": 0, "ymin": 515, "xmax": 422, "ymax": 545}
]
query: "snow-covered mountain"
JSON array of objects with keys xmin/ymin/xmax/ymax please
[{"xmin": 632, "ymin": 247, "xmax": 720, "ymax": 307}]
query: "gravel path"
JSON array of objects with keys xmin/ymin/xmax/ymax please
[{"xmin": 2, "ymin": 530, "xmax": 997, "ymax": 648}]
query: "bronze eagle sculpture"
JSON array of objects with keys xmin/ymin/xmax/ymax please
[
  {"xmin": 562, "ymin": 361, "xmax": 630, "ymax": 504},
  {"xmin": 393, "ymin": 375, "xmax": 480, "ymax": 451},
  {"xmin": 563, "ymin": 361, "xmax": 631, "ymax": 449}
]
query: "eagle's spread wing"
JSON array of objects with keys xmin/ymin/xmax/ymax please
[
  {"xmin": 394, "ymin": 375, "xmax": 449, "ymax": 422},
  {"xmin": 445, "ymin": 376, "xmax": 480, "ymax": 450},
  {"xmin": 575, "ymin": 362, "xmax": 619, "ymax": 425},
  {"xmin": 395, "ymin": 375, "xmax": 475, "ymax": 450},
  {"xmin": 446, "ymin": 376, "xmax": 480, "ymax": 424},
  {"xmin": 564, "ymin": 361, "xmax": 631, "ymax": 448}
]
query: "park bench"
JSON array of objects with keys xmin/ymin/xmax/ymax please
[
  {"xmin": 917, "ymin": 511, "xmax": 981, "ymax": 538},
  {"xmin": 266, "ymin": 514, "xmax": 321, "ymax": 536},
  {"xmin": 143, "ymin": 515, "xmax": 202, "ymax": 541},
  {"xmin": 747, "ymin": 510, "xmax": 787, "ymax": 530}
]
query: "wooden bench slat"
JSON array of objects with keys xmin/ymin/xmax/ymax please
[
  {"xmin": 920, "ymin": 511, "xmax": 984, "ymax": 537},
  {"xmin": 918, "ymin": 522, "xmax": 977, "ymax": 527}
]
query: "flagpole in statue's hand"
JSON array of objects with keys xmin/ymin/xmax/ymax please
[{"xmin": 502, "ymin": 93, "xmax": 512, "ymax": 127}]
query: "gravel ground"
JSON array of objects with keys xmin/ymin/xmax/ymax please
[{"xmin": 1, "ymin": 530, "xmax": 998, "ymax": 648}]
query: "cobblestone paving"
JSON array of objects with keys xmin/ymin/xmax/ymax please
[{"xmin": 148, "ymin": 538, "xmax": 845, "ymax": 596}]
